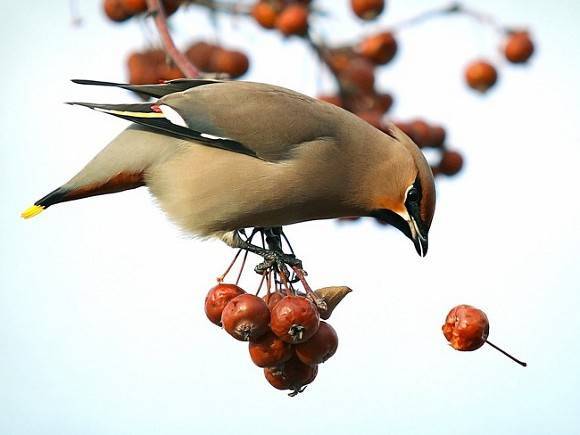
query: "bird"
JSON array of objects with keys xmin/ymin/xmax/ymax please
[{"xmin": 21, "ymin": 79, "xmax": 435, "ymax": 263}]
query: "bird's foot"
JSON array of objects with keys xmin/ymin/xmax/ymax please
[
  {"xmin": 233, "ymin": 227, "xmax": 303, "ymax": 276},
  {"xmin": 254, "ymin": 251, "xmax": 302, "ymax": 275}
]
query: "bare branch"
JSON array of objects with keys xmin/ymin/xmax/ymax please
[{"xmin": 146, "ymin": 0, "xmax": 199, "ymax": 78}]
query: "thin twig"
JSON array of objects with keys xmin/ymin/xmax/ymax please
[
  {"xmin": 389, "ymin": 2, "xmax": 461, "ymax": 32},
  {"xmin": 305, "ymin": 33, "xmax": 346, "ymax": 97},
  {"xmin": 188, "ymin": 0, "xmax": 251, "ymax": 15},
  {"xmin": 389, "ymin": 2, "xmax": 506, "ymax": 34},
  {"xmin": 146, "ymin": 0, "xmax": 199, "ymax": 77}
]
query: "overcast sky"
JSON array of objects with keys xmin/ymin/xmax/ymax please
[{"xmin": 1, "ymin": 1, "xmax": 579, "ymax": 434}]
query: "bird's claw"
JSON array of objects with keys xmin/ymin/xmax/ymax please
[{"xmin": 254, "ymin": 251, "xmax": 302, "ymax": 275}]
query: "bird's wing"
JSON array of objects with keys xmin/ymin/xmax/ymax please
[
  {"xmin": 158, "ymin": 81, "xmax": 342, "ymax": 161},
  {"xmin": 69, "ymin": 80, "xmax": 345, "ymax": 161},
  {"xmin": 71, "ymin": 78, "xmax": 223, "ymax": 98},
  {"xmin": 66, "ymin": 101, "xmax": 260, "ymax": 159}
]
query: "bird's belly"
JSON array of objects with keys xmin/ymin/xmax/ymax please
[{"xmin": 145, "ymin": 146, "xmax": 360, "ymax": 238}]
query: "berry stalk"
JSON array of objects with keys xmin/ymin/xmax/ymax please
[{"xmin": 486, "ymin": 340, "xmax": 527, "ymax": 367}]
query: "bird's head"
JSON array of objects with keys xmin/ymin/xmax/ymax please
[{"xmin": 367, "ymin": 124, "xmax": 436, "ymax": 257}]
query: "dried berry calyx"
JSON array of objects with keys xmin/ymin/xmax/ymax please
[
  {"xmin": 264, "ymin": 357, "xmax": 318, "ymax": 396},
  {"xmin": 308, "ymin": 286, "xmax": 352, "ymax": 320},
  {"xmin": 221, "ymin": 294, "xmax": 270, "ymax": 341}
]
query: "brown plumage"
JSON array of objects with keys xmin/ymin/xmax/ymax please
[{"xmin": 22, "ymin": 79, "xmax": 435, "ymax": 256}]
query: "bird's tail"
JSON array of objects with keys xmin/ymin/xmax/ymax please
[
  {"xmin": 20, "ymin": 173, "xmax": 145, "ymax": 219},
  {"xmin": 21, "ymin": 124, "xmax": 180, "ymax": 219}
]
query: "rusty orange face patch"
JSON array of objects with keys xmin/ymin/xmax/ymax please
[{"xmin": 374, "ymin": 195, "xmax": 405, "ymax": 214}]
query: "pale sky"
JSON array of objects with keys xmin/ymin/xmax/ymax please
[{"xmin": 1, "ymin": 1, "xmax": 579, "ymax": 434}]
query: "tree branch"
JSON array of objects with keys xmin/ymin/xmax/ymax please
[
  {"xmin": 389, "ymin": 2, "xmax": 507, "ymax": 34},
  {"xmin": 146, "ymin": 0, "xmax": 199, "ymax": 78}
]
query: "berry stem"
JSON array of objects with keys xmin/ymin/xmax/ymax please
[
  {"xmin": 255, "ymin": 270, "xmax": 267, "ymax": 296},
  {"xmin": 485, "ymin": 340, "xmax": 527, "ymax": 367},
  {"xmin": 291, "ymin": 266, "xmax": 314, "ymax": 296},
  {"xmin": 277, "ymin": 268, "xmax": 293, "ymax": 296},
  {"xmin": 235, "ymin": 249, "xmax": 249, "ymax": 285},
  {"xmin": 217, "ymin": 249, "xmax": 242, "ymax": 282},
  {"xmin": 145, "ymin": 0, "xmax": 199, "ymax": 77}
]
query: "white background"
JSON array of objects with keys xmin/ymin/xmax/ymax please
[{"xmin": 1, "ymin": 1, "xmax": 579, "ymax": 434}]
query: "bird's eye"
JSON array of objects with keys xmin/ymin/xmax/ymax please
[{"xmin": 407, "ymin": 187, "xmax": 419, "ymax": 202}]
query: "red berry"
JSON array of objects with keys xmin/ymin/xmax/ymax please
[
  {"xmin": 276, "ymin": 4, "xmax": 309, "ymax": 36},
  {"xmin": 427, "ymin": 125, "xmax": 446, "ymax": 148},
  {"xmin": 185, "ymin": 41, "xmax": 218, "ymax": 72},
  {"xmin": 465, "ymin": 60, "xmax": 498, "ymax": 93},
  {"xmin": 204, "ymin": 283, "xmax": 246, "ymax": 326},
  {"xmin": 442, "ymin": 305, "xmax": 489, "ymax": 351},
  {"xmin": 326, "ymin": 51, "xmax": 353, "ymax": 74},
  {"xmin": 122, "ymin": 0, "xmax": 147, "ymax": 14},
  {"xmin": 264, "ymin": 357, "xmax": 318, "ymax": 392},
  {"xmin": 295, "ymin": 321, "xmax": 338, "ymax": 365},
  {"xmin": 339, "ymin": 58, "xmax": 375, "ymax": 93},
  {"xmin": 209, "ymin": 49, "xmax": 250, "ymax": 78},
  {"xmin": 249, "ymin": 331, "xmax": 293, "ymax": 368},
  {"xmin": 270, "ymin": 295, "xmax": 320, "ymax": 344},
  {"xmin": 348, "ymin": 92, "xmax": 393, "ymax": 114},
  {"xmin": 438, "ymin": 150, "xmax": 464, "ymax": 176},
  {"xmin": 221, "ymin": 294, "xmax": 270, "ymax": 341},
  {"xmin": 103, "ymin": 0, "xmax": 131, "ymax": 22},
  {"xmin": 407, "ymin": 119, "xmax": 431, "ymax": 148},
  {"xmin": 251, "ymin": 1, "xmax": 279, "ymax": 29},
  {"xmin": 358, "ymin": 32, "xmax": 398, "ymax": 65},
  {"xmin": 162, "ymin": 0, "xmax": 181, "ymax": 16},
  {"xmin": 356, "ymin": 110, "xmax": 383, "ymax": 129},
  {"xmin": 504, "ymin": 31, "xmax": 534, "ymax": 64},
  {"xmin": 318, "ymin": 95, "xmax": 343, "ymax": 108},
  {"xmin": 263, "ymin": 291, "xmax": 284, "ymax": 310},
  {"xmin": 351, "ymin": 0, "xmax": 385, "ymax": 21}
]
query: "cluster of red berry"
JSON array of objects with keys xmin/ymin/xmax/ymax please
[
  {"xmin": 103, "ymin": 0, "xmax": 181, "ymax": 22},
  {"xmin": 126, "ymin": 43, "xmax": 249, "ymax": 85},
  {"xmin": 465, "ymin": 31, "xmax": 535, "ymax": 93},
  {"xmin": 185, "ymin": 42, "xmax": 249, "ymax": 78},
  {"xmin": 252, "ymin": 0, "xmax": 386, "ymax": 36},
  {"xmin": 127, "ymin": 49, "xmax": 183, "ymax": 84},
  {"xmin": 204, "ymin": 282, "xmax": 347, "ymax": 395},
  {"xmin": 395, "ymin": 120, "xmax": 463, "ymax": 177},
  {"xmin": 251, "ymin": 1, "xmax": 311, "ymax": 36}
]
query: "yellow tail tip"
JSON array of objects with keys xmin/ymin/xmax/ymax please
[{"xmin": 21, "ymin": 205, "xmax": 44, "ymax": 219}]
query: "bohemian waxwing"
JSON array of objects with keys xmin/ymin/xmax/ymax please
[{"xmin": 21, "ymin": 79, "xmax": 435, "ymax": 256}]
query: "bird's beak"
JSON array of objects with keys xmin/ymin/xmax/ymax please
[
  {"xmin": 370, "ymin": 209, "xmax": 429, "ymax": 257},
  {"xmin": 408, "ymin": 215, "xmax": 428, "ymax": 257},
  {"xmin": 395, "ymin": 210, "xmax": 428, "ymax": 257}
]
